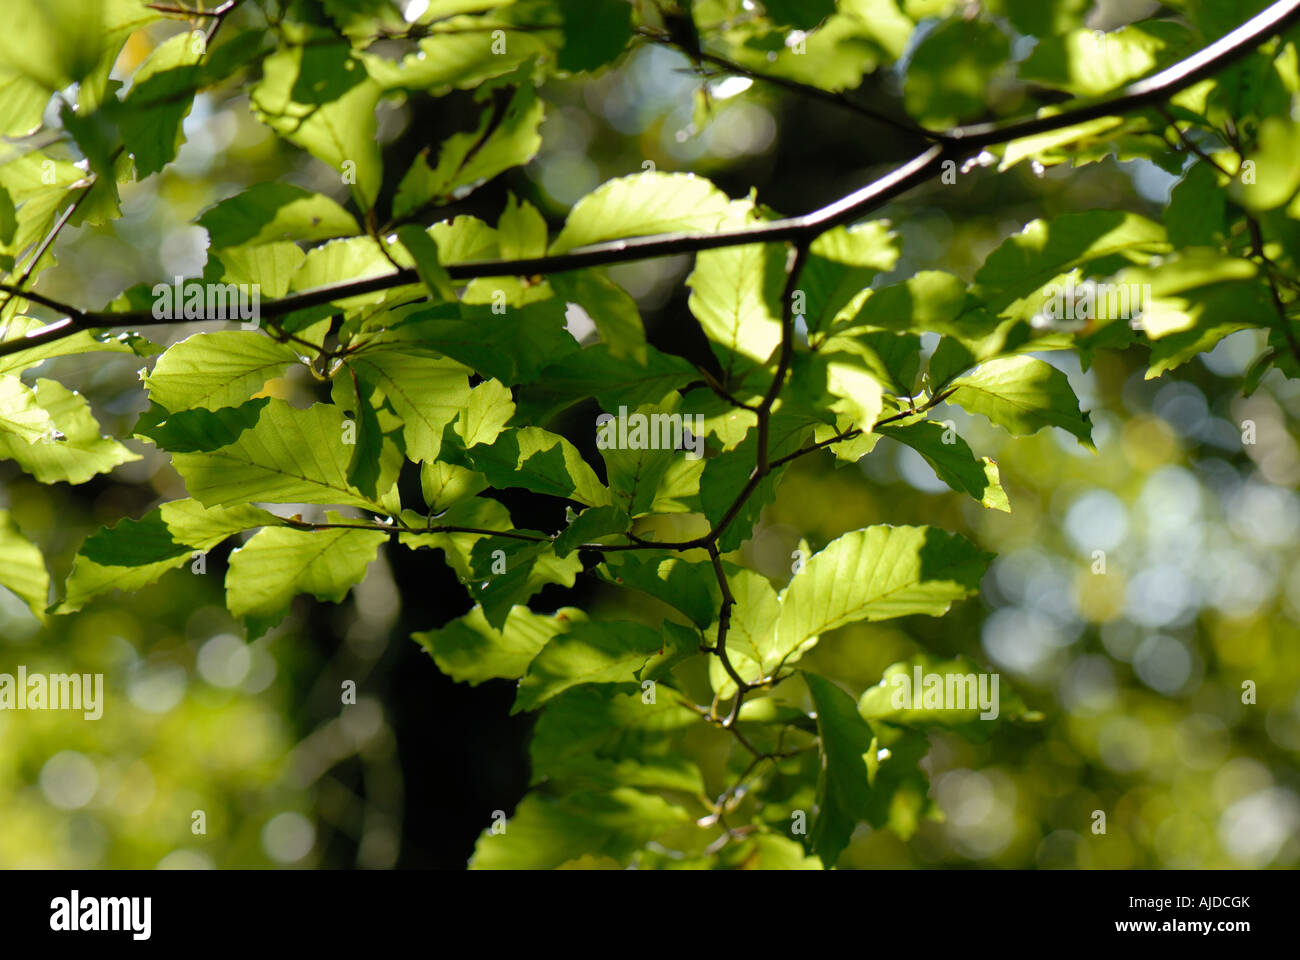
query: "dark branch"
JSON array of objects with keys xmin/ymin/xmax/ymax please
[{"xmin": 6, "ymin": 0, "xmax": 1297, "ymax": 361}]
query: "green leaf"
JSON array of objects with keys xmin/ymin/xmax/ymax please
[
  {"xmin": 455, "ymin": 376, "xmax": 515, "ymax": 448},
  {"xmin": 904, "ymin": 18, "xmax": 1009, "ymax": 127},
  {"xmin": 397, "ymin": 497, "xmax": 513, "ymax": 579},
  {"xmin": 386, "ymin": 300, "xmax": 578, "ymax": 385},
  {"xmin": 59, "ymin": 499, "xmax": 275, "ymax": 613},
  {"xmin": 1166, "ymin": 160, "xmax": 1228, "ymax": 247},
  {"xmin": 168, "ymin": 399, "xmax": 395, "ymax": 510},
  {"xmin": 329, "ymin": 370, "xmax": 405, "ymax": 502},
  {"xmin": 466, "ymin": 534, "xmax": 584, "ymax": 631},
  {"xmin": 0, "ymin": 0, "xmax": 110, "ymax": 92},
  {"xmin": 289, "ymin": 237, "xmax": 402, "ymax": 314},
  {"xmin": 529, "ymin": 687, "xmax": 699, "ymax": 786},
  {"xmin": 857, "ymin": 722, "xmax": 933, "ymax": 839},
  {"xmin": 687, "ymin": 225, "xmax": 788, "ymax": 382},
  {"xmin": 513, "ymin": 619, "xmax": 665, "ymax": 713},
  {"xmin": 205, "ymin": 242, "xmax": 307, "ymax": 299},
  {"xmin": 539, "ymin": 751, "xmax": 704, "ymax": 797},
  {"xmin": 859, "ymin": 655, "xmax": 1033, "ymax": 732},
  {"xmin": 801, "ymin": 222, "xmax": 899, "ymax": 337},
  {"xmin": 1143, "ymin": 282, "xmax": 1276, "ymax": 379},
  {"xmin": 347, "ymin": 345, "xmax": 471, "ymax": 463},
  {"xmin": 533, "ymin": 718, "xmax": 707, "ymax": 790},
  {"xmin": 762, "ymin": 0, "xmax": 837, "ymax": 29},
  {"xmin": 552, "ymin": 504, "xmax": 628, "ymax": 557},
  {"xmin": 251, "ymin": 29, "xmax": 383, "ymax": 207},
  {"xmin": 497, "ymin": 193, "xmax": 548, "ymax": 259},
  {"xmin": 58, "ymin": 98, "xmax": 119, "ymax": 191},
  {"xmin": 847, "ymin": 271, "xmax": 968, "ymax": 337},
  {"xmin": 143, "ymin": 331, "xmax": 300, "ymax": 413},
  {"xmin": 1110, "ymin": 249, "xmax": 1259, "ymax": 340},
  {"xmin": 928, "ymin": 335, "xmax": 976, "ymax": 389},
  {"xmin": 394, "ymin": 222, "xmax": 456, "ymax": 301},
  {"xmin": 595, "ymin": 552, "xmax": 719, "ymax": 629},
  {"xmin": 0, "ymin": 186, "xmax": 15, "ymax": 246},
  {"xmin": 0, "ymin": 186, "xmax": 74, "ymax": 278},
  {"xmin": 717, "ymin": 832, "xmax": 824, "ymax": 869},
  {"xmin": 0, "ymin": 509, "xmax": 48, "ymax": 618},
  {"xmin": 1231, "ymin": 116, "xmax": 1300, "ymax": 212},
  {"xmin": 997, "ymin": 114, "xmax": 1128, "ymax": 172},
  {"xmin": 599, "ymin": 397, "xmax": 699, "ymax": 517},
  {"xmin": 804, "ymin": 671, "xmax": 877, "ymax": 868},
  {"xmin": 0, "ymin": 69, "xmax": 51, "ymax": 137},
  {"xmin": 772, "ymin": 525, "xmax": 990, "ymax": 670},
  {"xmin": 0, "ymin": 151, "xmax": 85, "ymax": 203},
  {"xmin": 973, "ymin": 211, "xmax": 1168, "ymax": 315},
  {"xmin": 948, "ymin": 355, "xmax": 1094, "ymax": 447},
  {"xmin": 362, "ymin": 17, "xmax": 553, "ymax": 93},
  {"xmin": 716, "ymin": 4, "xmax": 910, "ymax": 94},
  {"xmin": 469, "ymin": 788, "xmax": 690, "ymax": 869},
  {"xmin": 414, "ymin": 604, "xmax": 584, "ymax": 685},
  {"xmin": 513, "ymin": 343, "xmax": 696, "ymax": 424},
  {"xmin": 550, "ymin": 172, "xmax": 732, "ymax": 253},
  {"xmin": 789, "ymin": 344, "xmax": 886, "ymax": 429},
  {"xmin": 393, "ymin": 81, "xmax": 544, "ymax": 217},
  {"xmin": 420, "ymin": 460, "xmax": 488, "ymax": 512},
  {"xmin": 1002, "ymin": 0, "xmax": 1090, "ymax": 37},
  {"xmin": 1019, "ymin": 22, "xmax": 1192, "ymax": 98},
  {"xmin": 133, "ymin": 398, "xmax": 265, "ymax": 452},
  {"xmin": 115, "ymin": 30, "xmax": 204, "ymax": 177},
  {"xmin": 321, "ymin": 0, "xmax": 405, "ymax": 40},
  {"xmin": 555, "ymin": 0, "xmax": 632, "ymax": 71},
  {"xmin": 813, "ymin": 328, "xmax": 921, "ymax": 402},
  {"xmin": 0, "ymin": 378, "xmax": 138, "ymax": 484},
  {"xmin": 197, "ymin": 183, "xmax": 360, "ymax": 248},
  {"xmin": 880, "ymin": 420, "xmax": 1009, "ymax": 510},
  {"xmin": 225, "ymin": 514, "xmax": 387, "ymax": 638},
  {"xmin": 462, "ymin": 425, "xmax": 612, "ymax": 507},
  {"xmin": 687, "ymin": 390, "xmax": 760, "ymax": 449},
  {"xmin": 550, "ymin": 269, "xmax": 646, "ymax": 362},
  {"xmin": 0, "ymin": 373, "xmax": 55, "ymax": 443},
  {"xmin": 650, "ymin": 456, "xmax": 707, "ymax": 512}
]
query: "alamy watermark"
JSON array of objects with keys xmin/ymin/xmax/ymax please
[
  {"xmin": 0, "ymin": 666, "xmax": 103, "ymax": 720},
  {"xmin": 151, "ymin": 277, "xmax": 260, "ymax": 328},
  {"xmin": 596, "ymin": 406, "xmax": 705, "ymax": 459},
  {"xmin": 50, "ymin": 891, "xmax": 150, "ymax": 940},
  {"xmin": 1035, "ymin": 278, "xmax": 1152, "ymax": 329},
  {"xmin": 888, "ymin": 664, "xmax": 1001, "ymax": 720}
]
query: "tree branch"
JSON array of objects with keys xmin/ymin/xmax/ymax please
[
  {"xmin": 5, "ymin": 0, "xmax": 1295, "ymax": 362},
  {"xmin": 757, "ymin": 242, "xmax": 810, "ymax": 471},
  {"xmin": 705, "ymin": 541, "xmax": 747, "ymax": 713}
]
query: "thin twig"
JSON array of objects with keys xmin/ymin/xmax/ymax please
[
  {"xmin": 637, "ymin": 27, "xmax": 942, "ymax": 143},
  {"xmin": 705, "ymin": 541, "xmax": 747, "ymax": 706},
  {"xmin": 1220, "ymin": 114, "xmax": 1300, "ymax": 365},
  {"xmin": 0, "ymin": 170, "xmax": 102, "ymax": 318},
  {"xmin": 769, "ymin": 387, "xmax": 959, "ymax": 470}
]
